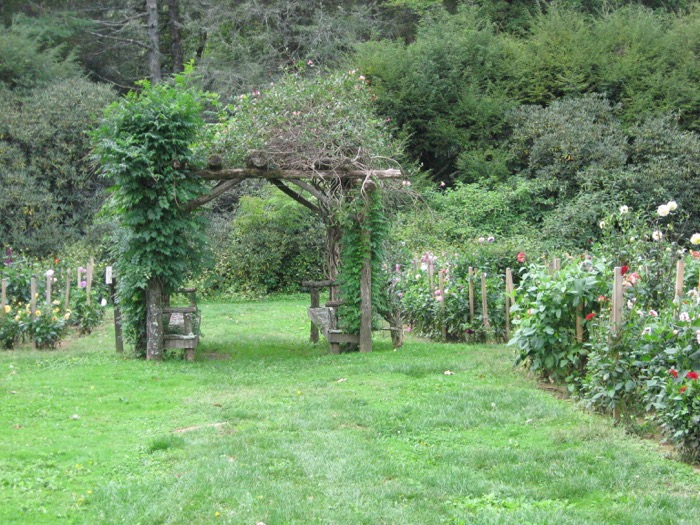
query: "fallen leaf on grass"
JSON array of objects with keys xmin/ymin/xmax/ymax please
[
  {"xmin": 444, "ymin": 370, "xmax": 454, "ymax": 375},
  {"xmin": 336, "ymin": 378, "xmax": 347, "ymax": 383}
]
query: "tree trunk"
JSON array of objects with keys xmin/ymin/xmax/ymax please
[
  {"xmin": 167, "ymin": 0, "xmax": 184, "ymax": 74},
  {"xmin": 146, "ymin": 0, "xmax": 162, "ymax": 83},
  {"xmin": 146, "ymin": 278, "xmax": 164, "ymax": 360}
]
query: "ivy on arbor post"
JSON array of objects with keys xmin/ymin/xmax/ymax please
[{"xmin": 92, "ymin": 72, "xmax": 214, "ymax": 358}]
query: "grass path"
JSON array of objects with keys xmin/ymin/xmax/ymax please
[{"xmin": 1, "ymin": 296, "xmax": 699, "ymax": 524}]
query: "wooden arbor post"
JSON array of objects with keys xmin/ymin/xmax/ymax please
[
  {"xmin": 146, "ymin": 278, "xmax": 164, "ymax": 360},
  {"xmin": 359, "ymin": 183, "xmax": 375, "ymax": 353}
]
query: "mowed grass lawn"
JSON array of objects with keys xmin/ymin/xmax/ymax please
[{"xmin": 1, "ymin": 296, "xmax": 699, "ymax": 524}]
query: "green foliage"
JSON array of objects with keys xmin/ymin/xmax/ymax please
[
  {"xmin": 661, "ymin": 366, "xmax": 700, "ymax": 462},
  {"xmin": 93, "ymin": 72, "xmax": 216, "ymax": 351},
  {"xmin": 0, "ymin": 24, "xmax": 79, "ymax": 89},
  {"xmin": 505, "ymin": 94, "xmax": 700, "ymax": 248},
  {"xmin": 356, "ymin": 7, "xmax": 512, "ymax": 179},
  {"xmin": 504, "ymin": 5, "xmax": 700, "ymax": 131},
  {"xmin": 390, "ymin": 183, "xmax": 540, "ymax": 255},
  {"xmin": 0, "ymin": 78, "xmax": 115, "ymax": 256},
  {"xmin": 510, "ymin": 257, "xmax": 610, "ymax": 382},
  {"xmin": 0, "ymin": 311, "xmax": 21, "ymax": 349},
  {"xmin": 199, "ymin": 0, "xmax": 389, "ymax": 94},
  {"xmin": 397, "ymin": 250, "xmax": 515, "ymax": 342},
  {"xmin": 196, "ymin": 186, "xmax": 325, "ymax": 296},
  {"xmin": 215, "ymin": 68, "xmax": 405, "ymax": 172},
  {"xmin": 337, "ymin": 189, "xmax": 389, "ymax": 334},
  {"xmin": 70, "ymin": 291, "xmax": 105, "ymax": 336}
]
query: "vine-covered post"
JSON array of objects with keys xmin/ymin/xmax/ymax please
[
  {"xmin": 359, "ymin": 186, "xmax": 374, "ymax": 353},
  {"xmin": 93, "ymin": 71, "xmax": 213, "ymax": 358}
]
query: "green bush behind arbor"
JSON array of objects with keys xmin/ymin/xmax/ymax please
[{"xmin": 0, "ymin": 27, "xmax": 115, "ymax": 257}]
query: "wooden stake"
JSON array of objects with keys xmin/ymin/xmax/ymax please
[
  {"xmin": 611, "ymin": 266, "xmax": 624, "ymax": 423},
  {"xmin": 481, "ymin": 272, "xmax": 490, "ymax": 329},
  {"xmin": 468, "ymin": 267, "xmax": 475, "ymax": 324},
  {"xmin": 64, "ymin": 269, "xmax": 71, "ymax": 310},
  {"xmin": 439, "ymin": 270, "xmax": 447, "ymax": 341},
  {"xmin": 576, "ymin": 303, "xmax": 583, "ymax": 344},
  {"xmin": 45, "ymin": 272, "xmax": 52, "ymax": 308},
  {"xmin": 1, "ymin": 278, "xmax": 6, "ymax": 319},
  {"xmin": 611, "ymin": 267, "xmax": 623, "ymax": 338},
  {"xmin": 674, "ymin": 258, "xmax": 685, "ymax": 306},
  {"xmin": 428, "ymin": 258, "xmax": 435, "ymax": 292},
  {"xmin": 505, "ymin": 268, "xmax": 514, "ymax": 342},
  {"xmin": 86, "ymin": 257, "xmax": 94, "ymax": 304},
  {"xmin": 30, "ymin": 276, "xmax": 37, "ymax": 321}
]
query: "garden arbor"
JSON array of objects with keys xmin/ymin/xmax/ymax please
[
  {"xmin": 138, "ymin": 157, "xmax": 403, "ymax": 359},
  {"xmin": 94, "ymin": 71, "xmax": 407, "ymax": 360}
]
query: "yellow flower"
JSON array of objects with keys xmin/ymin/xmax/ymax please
[
  {"xmin": 35, "ymin": 310, "xmax": 41, "ymax": 317},
  {"xmin": 52, "ymin": 300, "xmax": 60, "ymax": 306},
  {"xmin": 53, "ymin": 307, "xmax": 59, "ymax": 314},
  {"xmin": 3, "ymin": 305, "xmax": 10, "ymax": 314},
  {"xmin": 14, "ymin": 315, "xmax": 20, "ymax": 321},
  {"xmin": 63, "ymin": 313, "xmax": 71, "ymax": 320},
  {"xmin": 52, "ymin": 316, "xmax": 57, "ymax": 322}
]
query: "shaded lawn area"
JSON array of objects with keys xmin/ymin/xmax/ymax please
[{"xmin": 1, "ymin": 295, "xmax": 699, "ymax": 524}]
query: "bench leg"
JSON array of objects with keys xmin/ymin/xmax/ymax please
[{"xmin": 185, "ymin": 347, "xmax": 195, "ymax": 362}]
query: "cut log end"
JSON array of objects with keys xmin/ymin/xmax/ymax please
[{"xmin": 207, "ymin": 154, "xmax": 223, "ymax": 170}]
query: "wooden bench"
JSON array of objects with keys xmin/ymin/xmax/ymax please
[
  {"xmin": 163, "ymin": 288, "xmax": 200, "ymax": 361},
  {"xmin": 303, "ymin": 280, "xmax": 360, "ymax": 354}
]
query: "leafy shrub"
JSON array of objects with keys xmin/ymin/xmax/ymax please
[
  {"xmin": 661, "ymin": 367, "xmax": 700, "ymax": 462},
  {"xmin": 196, "ymin": 186, "xmax": 325, "ymax": 296},
  {"xmin": 398, "ymin": 250, "xmax": 512, "ymax": 342},
  {"xmin": 70, "ymin": 291, "xmax": 105, "ymax": 335},
  {"xmin": 0, "ymin": 78, "xmax": 115, "ymax": 256},
  {"xmin": 0, "ymin": 308, "xmax": 22, "ymax": 349},
  {"xmin": 510, "ymin": 257, "xmax": 610, "ymax": 383}
]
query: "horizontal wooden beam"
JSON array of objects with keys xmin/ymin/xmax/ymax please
[{"xmin": 195, "ymin": 168, "xmax": 402, "ymax": 181}]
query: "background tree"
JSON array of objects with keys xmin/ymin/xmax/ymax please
[{"xmin": 0, "ymin": 26, "xmax": 115, "ymax": 256}]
